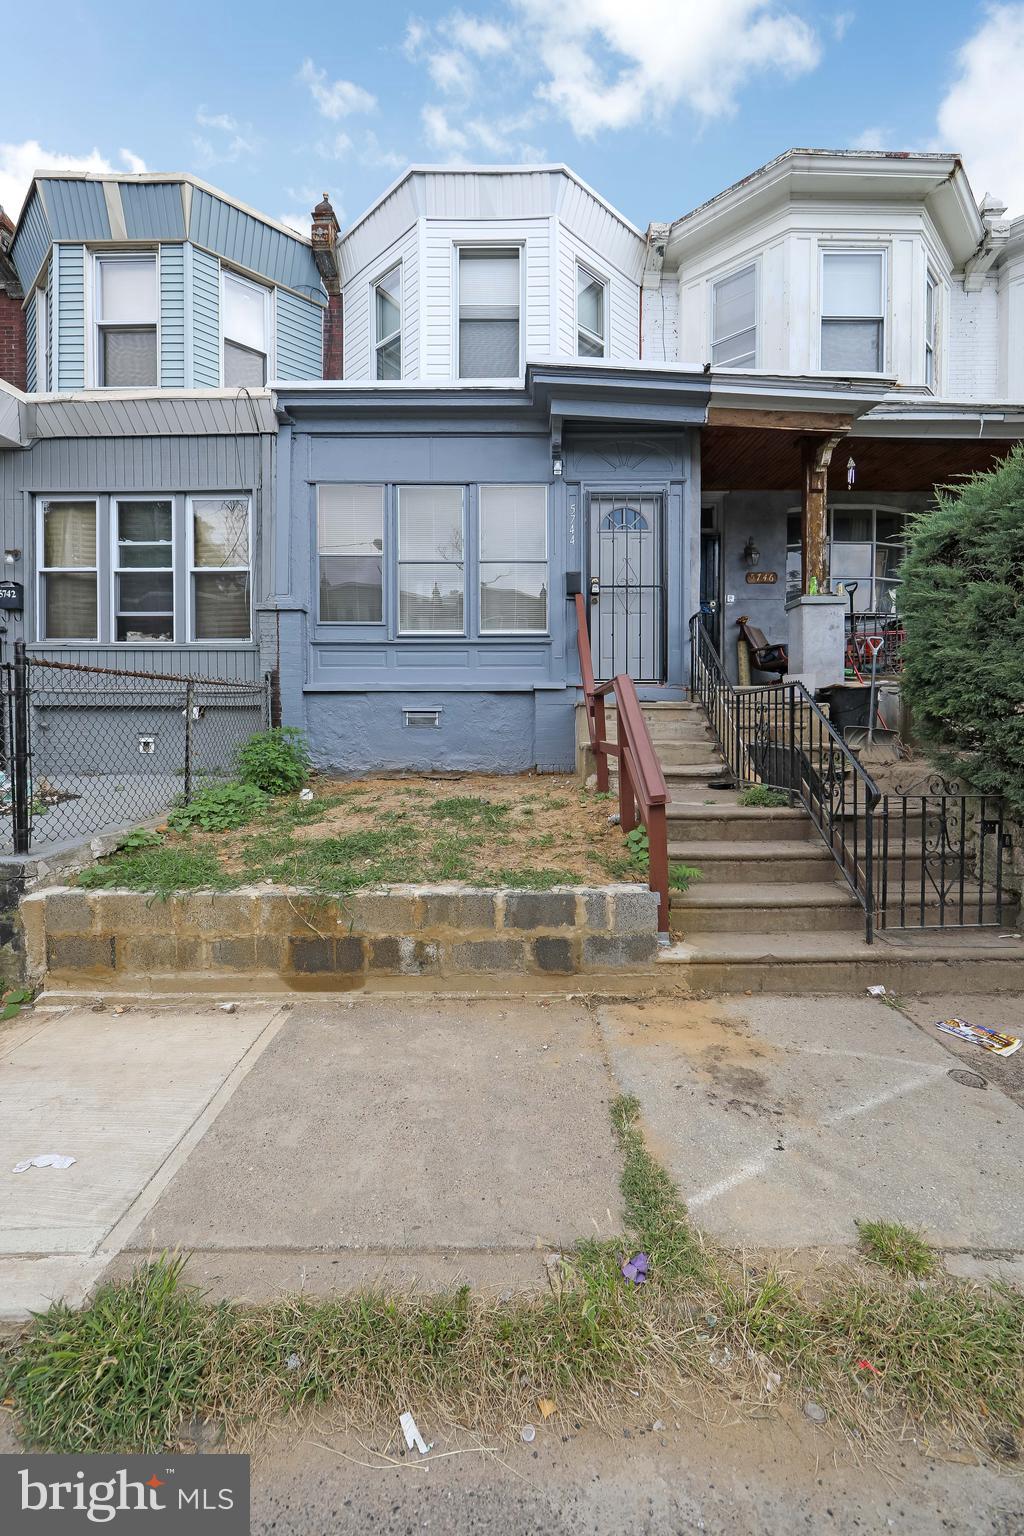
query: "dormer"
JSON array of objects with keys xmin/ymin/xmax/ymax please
[
  {"xmin": 9, "ymin": 174, "xmax": 328, "ymax": 392},
  {"xmin": 335, "ymin": 165, "xmax": 646, "ymax": 382}
]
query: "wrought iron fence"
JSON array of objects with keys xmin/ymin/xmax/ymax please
[
  {"xmin": 0, "ymin": 645, "xmax": 272, "ymax": 856},
  {"xmin": 688, "ymin": 614, "xmax": 1013, "ymax": 940}
]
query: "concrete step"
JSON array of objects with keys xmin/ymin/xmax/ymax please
[
  {"xmin": 670, "ymin": 882, "xmax": 862, "ymax": 934},
  {"xmin": 667, "ymin": 839, "xmax": 835, "ymax": 883},
  {"xmin": 655, "ymin": 929, "xmax": 1024, "ymax": 995},
  {"xmin": 655, "ymin": 742, "xmax": 726, "ymax": 766},
  {"xmin": 667, "ymin": 805, "xmax": 817, "ymax": 843}
]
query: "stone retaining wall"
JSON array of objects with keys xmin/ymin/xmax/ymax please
[{"xmin": 22, "ymin": 884, "xmax": 661, "ymax": 990}]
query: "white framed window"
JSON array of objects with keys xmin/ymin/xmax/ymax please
[
  {"xmin": 820, "ymin": 249, "xmax": 885, "ymax": 372},
  {"xmin": 925, "ymin": 270, "xmax": 938, "ymax": 389},
  {"xmin": 457, "ymin": 247, "xmax": 520, "ymax": 378},
  {"xmin": 38, "ymin": 499, "xmax": 99, "ymax": 641},
  {"xmin": 479, "ymin": 485, "xmax": 548, "ymax": 633},
  {"xmin": 373, "ymin": 265, "xmax": 402, "ymax": 380},
  {"xmin": 95, "ymin": 255, "xmax": 158, "ymax": 387},
  {"xmin": 222, "ymin": 270, "xmax": 270, "ymax": 387},
  {"xmin": 34, "ymin": 287, "xmax": 48, "ymax": 391},
  {"xmin": 711, "ymin": 263, "xmax": 757, "ymax": 367},
  {"xmin": 318, "ymin": 485, "xmax": 385, "ymax": 623},
  {"xmin": 188, "ymin": 495, "xmax": 252, "ymax": 642},
  {"xmin": 112, "ymin": 498, "xmax": 174, "ymax": 643},
  {"xmin": 397, "ymin": 485, "xmax": 465, "ymax": 633},
  {"xmin": 786, "ymin": 503, "xmax": 908, "ymax": 613},
  {"xmin": 576, "ymin": 264, "xmax": 606, "ymax": 358}
]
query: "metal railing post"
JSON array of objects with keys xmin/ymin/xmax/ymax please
[
  {"xmin": 183, "ymin": 679, "xmax": 194, "ymax": 804},
  {"xmin": 12, "ymin": 642, "xmax": 30, "ymax": 855}
]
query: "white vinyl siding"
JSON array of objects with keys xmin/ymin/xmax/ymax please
[
  {"xmin": 341, "ymin": 223, "xmax": 418, "ymax": 381},
  {"xmin": 423, "ymin": 217, "xmax": 549, "ymax": 379},
  {"xmin": 712, "ymin": 263, "xmax": 757, "ymax": 367},
  {"xmin": 557, "ymin": 222, "xmax": 639, "ymax": 361},
  {"xmin": 821, "ymin": 250, "xmax": 885, "ymax": 372},
  {"xmin": 318, "ymin": 485, "xmax": 385, "ymax": 623}
]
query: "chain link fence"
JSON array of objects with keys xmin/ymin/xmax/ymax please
[{"xmin": 0, "ymin": 647, "xmax": 272, "ymax": 856}]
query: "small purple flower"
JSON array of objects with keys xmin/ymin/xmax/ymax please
[{"xmin": 621, "ymin": 1252, "xmax": 650, "ymax": 1286}]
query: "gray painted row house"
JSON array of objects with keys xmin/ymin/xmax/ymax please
[{"xmin": 0, "ymin": 154, "xmax": 1022, "ymax": 784}]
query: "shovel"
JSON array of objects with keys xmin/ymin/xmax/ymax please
[{"xmin": 845, "ymin": 635, "xmax": 901, "ymax": 763}]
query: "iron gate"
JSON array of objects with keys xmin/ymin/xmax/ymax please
[{"xmin": 588, "ymin": 493, "xmax": 666, "ymax": 683}]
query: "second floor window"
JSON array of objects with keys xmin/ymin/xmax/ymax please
[
  {"xmin": 458, "ymin": 248, "xmax": 520, "ymax": 378},
  {"xmin": 223, "ymin": 271, "xmax": 269, "ymax": 387},
  {"xmin": 711, "ymin": 264, "xmax": 757, "ymax": 367},
  {"xmin": 577, "ymin": 266, "xmax": 606, "ymax": 357},
  {"xmin": 821, "ymin": 250, "xmax": 884, "ymax": 372},
  {"xmin": 96, "ymin": 256, "xmax": 157, "ymax": 387},
  {"xmin": 374, "ymin": 266, "xmax": 402, "ymax": 379},
  {"xmin": 925, "ymin": 271, "xmax": 938, "ymax": 389}
]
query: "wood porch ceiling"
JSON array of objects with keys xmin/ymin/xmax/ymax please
[{"xmin": 700, "ymin": 425, "xmax": 1017, "ymax": 493}]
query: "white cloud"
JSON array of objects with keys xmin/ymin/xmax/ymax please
[
  {"xmin": 428, "ymin": 48, "xmax": 475, "ymax": 93},
  {"xmin": 421, "ymin": 104, "xmax": 470, "ymax": 155},
  {"xmin": 196, "ymin": 109, "xmax": 239, "ymax": 134},
  {"xmin": 511, "ymin": 0, "xmax": 821, "ymax": 135},
  {"xmin": 299, "ymin": 58, "xmax": 377, "ymax": 119},
  {"xmin": 936, "ymin": 3, "xmax": 1024, "ymax": 215},
  {"xmin": 403, "ymin": 18, "xmax": 428, "ymax": 58},
  {"xmin": 279, "ymin": 212, "xmax": 311, "ymax": 236},
  {"xmin": 833, "ymin": 9, "xmax": 854, "ymax": 41},
  {"xmin": 448, "ymin": 14, "xmax": 512, "ymax": 55},
  {"xmin": 850, "ymin": 126, "xmax": 892, "ymax": 151},
  {"xmin": 315, "ymin": 130, "xmax": 405, "ymax": 170},
  {"xmin": 0, "ymin": 141, "xmax": 146, "ymax": 221}
]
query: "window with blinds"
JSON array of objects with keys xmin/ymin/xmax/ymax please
[
  {"xmin": 318, "ymin": 485, "xmax": 385, "ymax": 622},
  {"xmin": 223, "ymin": 271, "xmax": 269, "ymax": 388},
  {"xmin": 40, "ymin": 500, "xmax": 99, "ymax": 640},
  {"xmin": 458, "ymin": 248, "xmax": 520, "ymax": 378},
  {"xmin": 711, "ymin": 264, "xmax": 757, "ymax": 367},
  {"xmin": 398, "ymin": 486, "xmax": 465, "ymax": 633},
  {"xmin": 374, "ymin": 266, "xmax": 402, "ymax": 380},
  {"xmin": 189, "ymin": 497, "xmax": 252, "ymax": 641},
  {"xmin": 821, "ymin": 250, "xmax": 885, "ymax": 372},
  {"xmin": 96, "ymin": 257, "xmax": 158, "ymax": 388},
  {"xmin": 479, "ymin": 486, "xmax": 548, "ymax": 632}
]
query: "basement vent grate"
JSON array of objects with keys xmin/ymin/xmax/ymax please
[{"xmin": 403, "ymin": 708, "xmax": 442, "ymax": 729}]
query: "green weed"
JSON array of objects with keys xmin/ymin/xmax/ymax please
[
  {"xmin": 737, "ymin": 785, "xmax": 790, "ymax": 809},
  {"xmin": 168, "ymin": 781, "xmax": 269, "ymax": 834},
  {"xmin": 236, "ymin": 728, "xmax": 310, "ymax": 795},
  {"xmin": 857, "ymin": 1219, "xmax": 938, "ymax": 1279},
  {"xmin": 77, "ymin": 848, "xmax": 231, "ymax": 898}
]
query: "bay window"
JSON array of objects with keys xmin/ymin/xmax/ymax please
[
  {"xmin": 374, "ymin": 266, "xmax": 402, "ymax": 379},
  {"xmin": 222, "ymin": 271, "xmax": 269, "ymax": 387},
  {"xmin": 398, "ymin": 486, "xmax": 465, "ymax": 633},
  {"xmin": 925, "ymin": 270, "xmax": 938, "ymax": 389},
  {"xmin": 39, "ymin": 500, "xmax": 98, "ymax": 640},
  {"xmin": 457, "ymin": 248, "xmax": 520, "ymax": 378},
  {"xmin": 189, "ymin": 497, "xmax": 252, "ymax": 640},
  {"xmin": 576, "ymin": 265, "xmax": 606, "ymax": 358},
  {"xmin": 95, "ymin": 256, "xmax": 158, "ymax": 387},
  {"xmin": 712, "ymin": 263, "xmax": 757, "ymax": 367},
  {"xmin": 114, "ymin": 499, "xmax": 174, "ymax": 642},
  {"xmin": 479, "ymin": 486, "xmax": 548, "ymax": 632},
  {"xmin": 318, "ymin": 485, "xmax": 384, "ymax": 622},
  {"xmin": 820, "ymin": 250, "xmax": 885, "ymax": 372}
]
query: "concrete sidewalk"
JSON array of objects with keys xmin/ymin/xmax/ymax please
[{"xmin": 2, "ymin": 989, "xmax": 1023, "ymax": 1319}]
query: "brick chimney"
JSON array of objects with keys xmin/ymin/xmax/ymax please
[
  {"xmin": 0, "ymin": 207, "xmax": 27, "ymax": 391},
  {"xmin": 311, "ymin": 193, "xmax": 342, "ymax": 380}
]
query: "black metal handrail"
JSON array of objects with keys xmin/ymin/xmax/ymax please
[{"xmin": 689, "ymin": 612, "xmax": 881, "ymax": 943}]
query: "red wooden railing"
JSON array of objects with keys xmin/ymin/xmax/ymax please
[{"xmin": 575, "ymin": 592, "xmax": 671, "ymax": 932}]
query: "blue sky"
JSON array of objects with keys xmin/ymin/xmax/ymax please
[{"xmin": 2, "ymin": 1, "xmax": 1023, "ymax": 232}]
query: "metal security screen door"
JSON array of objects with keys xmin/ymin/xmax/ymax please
[{"xmin": 589, "ymin": 493, "xmax": 666, "ymax": 682}]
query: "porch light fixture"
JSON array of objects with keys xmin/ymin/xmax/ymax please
[
  {"xmin": 741, "ymin": 537, "xmax": 761, "ymax": 567},
  {"xmin": 3, "ymin": 549, "xmax": 20, "ymax": 564},
  {"xmin": 847, "ymin": 456, "xmax": 856, "ymax": 489}
]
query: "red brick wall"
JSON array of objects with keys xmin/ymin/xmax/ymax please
[
  {"xmin": 0, "ymin": 292, "xmax": 26, "ymax": 391},
  {"xmin": 323, "ymin": 291, "xmax": 343, "ymax": 379}
]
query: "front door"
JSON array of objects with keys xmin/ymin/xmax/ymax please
[
  {"xmin": 589, "ymin": 492, "xmax": 666, "ymax": 682},
  {"xmin": 699, "ymin": 529, "xmax": 721, "ymax": 652}
]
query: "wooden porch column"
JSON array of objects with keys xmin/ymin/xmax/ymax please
[{"xmin": 800, "ymin": 434, "xmax": 845, "ymax": 594}]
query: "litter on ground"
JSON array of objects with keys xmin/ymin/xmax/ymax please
[
  {"xmin": 866, "ymin": 985, "xmax": 887, "ymax": 997},
  {"xmin": 621, "ymin": 1252, "xmax": 649, "ymax": 1286},
  {"xmin": 399, "ymin": 1411, "xmax": 432, "ymax": 1456},
  {"xmin": 12, "ymin": 1154, "xmax": 76, "ymax": 1173},
  {"xmin": 934, "ymin": 1019, "xmax": 1021, "ymax": 1057},
  {"xmin": 520, "ymin": 1425, "xmax": 536, "ymax": 1444}
]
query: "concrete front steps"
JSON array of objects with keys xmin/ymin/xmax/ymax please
[{"xmin": 596, "ymin": 701, "xmax": 732, "ymax": 789}]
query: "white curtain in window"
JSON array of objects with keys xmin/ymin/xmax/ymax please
[
  {"xmin": 822, "ymin": 253, "xmax": 882, "ymax": 316},
  {"xmin": 44, "ymin": 503, "xmax": 96, "ymax": 567},
  {"xmin": 223, "ymin": 273, "xmax": 267, "ymax": 350},
  {"xmin": 99, "ymin": 258, "xmax": 157, "ymax": 324}
]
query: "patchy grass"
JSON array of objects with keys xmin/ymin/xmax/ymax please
[
  {"xmin": 857, "ymin": 1219, "xmax": 938, "ymax": 1279},
  {"xmin": 3, "ymin": 1102, "xmax": 1022, "ymax": 1461},
  {"xmin": 73, "ymin": 774, "xmax": 638, "ymax": 896}
]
